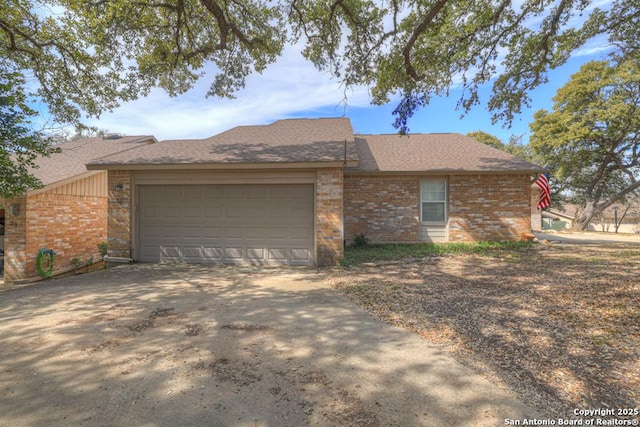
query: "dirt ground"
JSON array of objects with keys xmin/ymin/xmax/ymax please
[
  {"xmin": 0, "ymin": 264, "xmax": 536, "ymax": 427},
  {"xmin": 327, "ymin": 241, "xmax": 640, "ymax": 421}
]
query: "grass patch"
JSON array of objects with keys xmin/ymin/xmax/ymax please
[{"xmin": 340, "ymin": 241, "xmax": 535, "ymax": 266}]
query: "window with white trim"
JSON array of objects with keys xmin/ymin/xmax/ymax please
[{"xmin": 421, "ymin": 179, "xmax": 447, "ymax": 222}]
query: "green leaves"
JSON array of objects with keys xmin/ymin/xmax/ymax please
[
  {"xmin": 0, "ymin": 0, "xmax": 638, "ymax": 133},
  {"xmin": 0, "ymin": 67, "xmax": 50, "ymax": 198}
]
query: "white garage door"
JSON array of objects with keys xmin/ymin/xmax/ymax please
[{"xmin": 137, "ymin": 184, "xmax": 314, "ymax": 266}]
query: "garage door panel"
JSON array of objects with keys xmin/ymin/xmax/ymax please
[
  {"xmin": 183, "ymin": 207, "xmax": 202, "ymax": 218},
  {"xmin": 268, "ymin": 227, "xmax": 287, "ymax": 239},
  {"xmin": 202, "ymin": 226, "xmax": 223, "ymax": 239},
  {"xmin": 247, "ymin": 186, "xmax": 266, "ymax": 199},
  {"xmin": 142, "ymin": 207, "xmax": 160, "ymax": 218},
  {"xmin": 182, "ymin": 246, "xmax": 203, "ymax": 259},
  {"xmin": 225, "ymin": 248, "xmax": 243, "ymax": 259},
  {"xmin": 142, "ymin": 226, "xmax": 161, "ymax": 239},
  {"xmin": 138, "ymin": 184, "xmax": 314, "ymax": 265},
  {"xmin": 225, "ymin": 187, "xmax": 245, "ymax": 199},
  {"xmin": 225, "ymin": 206, "xmax": 245, "ymax": 219},
  {"xmin": 180, "ymin": 227, "xmax": 203, "ymax": 239},
  {"xmin": 184, "ymin": 187, "xmax": 203, "ymax": 199},
  {"xmin": 203, "ymin": 186, "xmax": 224, "ymax": 198},
  {"xmin": 163, "ymin": 207, "xmax": 181, "ymax": 218},
  {"xmin": 269, "ymin": 186, "xmax": 289, "ymax": 198},
  {"xmin": 161, "ymin": 246, "xmax": 181, "ymax": 259},
  {"xmin": 141, "ymin": 245, "xmax": 161, "ymax": 259},
  {"xmin": 225, "ymin": 226, "xmax": 245, "ymax": 239},
  {"xmin": 268, "ymin": 248, "xmax": 287, "ymax": 261},
  {"xmin": 203, "ymin": 247, "xmax": 224, "ymax": 260},
  {"xmin": 163, "ymin": 227, "xmax": 183, "ymax": 238},
  {"xmin": 247, "ymin": 248, "xmax": 265, "ymax": 260},
  {"xmin": 291, "ymin": 248, "xmax": 311, "ymax": 262},
  {"xmin": 163, "ymin": 187, "xmax": 181, "ymax": 200},
  {"xmin": 205, "ymin": 206, "xmax": 223, "ymax": 218},
  {"xmin": 246, "ymin": 226, "xmax": 267, "ymax": 239},
  {"xmin": 289, "ymin": 226, "xmax": 312, "ymax": 240},
  {"xmin": 268, "ymin": 206, "xmax": 289, "ymax": 219},
  {"xmin": 291, "ymin": 185, "xmax": 311, "ymax": 199}
]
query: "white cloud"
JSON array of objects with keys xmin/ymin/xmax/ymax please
[{"xmin": 84, "ymin": 44, "xmax": 372, "ymax": 141}]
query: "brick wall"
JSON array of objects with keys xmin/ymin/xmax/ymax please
[
  {"xmin": 344, "ymin": 175, "xmax": 420, "ymax": 242},
  {"xmin": 316, "ymin": 168, "xmax": 344, "ymax": 266},
  {"xmin": 344, "ymin": 173, "xmax": 531, "ymax": 245},
  {"xmin": 22, "ymin": 192, "xmax": 107, "ymax": 278},
  {"xmin": 448, "ymin": 174, "xmax": 532, "ymax": 242},
  {"xmin": 107, "ymin": 170, "xmax": 133, "ymax": 258}
]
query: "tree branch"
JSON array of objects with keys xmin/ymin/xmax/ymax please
[{"xmin": 402, "ymin": 0, "xmax": 449, "ymax": 81}]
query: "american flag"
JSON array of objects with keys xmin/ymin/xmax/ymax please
[{"xmin": 535, "ymin": 172, "xmax": 551, "ymax": 209}]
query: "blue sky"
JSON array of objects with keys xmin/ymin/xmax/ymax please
[{"xmin": 76, "ymin": 35, "xmax": 611, "ymax": 145}]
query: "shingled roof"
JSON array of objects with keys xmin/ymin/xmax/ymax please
[
  {"xmin": 350, "ymin": 133, "xmax": 542, "ymax": 173},
  {"xmin": 87, "ymin": 118, "xmax": 358, "ymax": 169},
  {"xmin": 29, "ymin": 135, "xmax": 156, "ymax": 186},
  {"xmin": 84, "ymin": 119, "xmax": 542, "ymax": 173}
]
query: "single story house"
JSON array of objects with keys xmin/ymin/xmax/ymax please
[
  {"xmin": 1, "ymin": 135, "xmax": 156, "ymax": 283},
  {"xmin": 86, "ymin": 118, "xmax": 542, "ymax": 267}
]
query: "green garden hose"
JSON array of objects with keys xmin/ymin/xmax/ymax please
[{"xmin": 37, "ymin": 248, "xmax": 55, "ymax": 278}]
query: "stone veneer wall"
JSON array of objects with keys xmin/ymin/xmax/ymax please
[
  {"xmin": 531, "ymin": 185, "xmax": 543, "ymax": 231},
  {"xmin": 448, "ymin": 174, "xmax": 532, "ymax": 242},
  {"xmin": 316, "ymin": 168, "xmax": 344, "ymax": 266},
  {"xmin": 2, "ymin": 197, "xmax": 27, "ymax": 283},
  {"xmin": 107, "ymin": 170, "xmax": 133, "ymax": 259},
  {"xmin": 344, "ymin": 175, "xmax": 420, "ymax": 242}
]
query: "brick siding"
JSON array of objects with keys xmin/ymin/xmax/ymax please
[
  {"xmin": 448, "ymin": 174, "xmax": 532, "ymax": 241},
  {"xmin": 3, "ymin": 192, "xmax": 107, "ymax": 283},
  {"xmin": 316, "ymin": 168, "xmax": 344, "ymax": 266},
  {"xmin": 344, "ymin": 173, "xmax": 532, "ymax": 244},
  {"xmin": 25, "ymin": 193, "xmax": 107, "ymax": 276},
  {"xmin": 344, "ymin": 175, "xmax": 420, "ymax": 242}
]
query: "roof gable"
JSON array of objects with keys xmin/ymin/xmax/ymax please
[
  {"xmin": 351, "ymin": 133, "xmax": 542, "ymax": 173},
  {"xmin": 29, "ymin": 135, "xmax": 156, "ymax": 186}
]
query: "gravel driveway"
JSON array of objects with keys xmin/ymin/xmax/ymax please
[{"xmin": 0, "ymin": 264, "xmax": 536, "ymax": 426}]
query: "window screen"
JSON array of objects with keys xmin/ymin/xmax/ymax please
[{"xmin": 421, "ymin": 180, "xmax": 446, "ymax": 222}]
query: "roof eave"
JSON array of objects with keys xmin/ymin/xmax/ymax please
[
  {"xmin": 345, "ymin": 168, "xmax": 544, "ymax": 175},
  {"xmin": 87, "ymin": 160, "xmax": 358, "ymax": 171}
]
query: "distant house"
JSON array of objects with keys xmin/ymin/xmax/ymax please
[
  {"xmin": 542, "ymin": 209, "xmax": 574, "ymax": 230},
  {"xmin": 1, "ymin": 135, "xmax": 156, "ymax": 283},
  {"xmin": 85, "ymin": 118, "xmax": 542, "ymax": 267}
]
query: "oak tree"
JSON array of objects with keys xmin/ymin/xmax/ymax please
[
  {"xmin": 0, "ymin": 67, "xmax": 53, "ymax": 198},
  {"xmin": 530, "ymin": 59, "xmax": 640, "ymax": 230},
  {"xmin": 1, "ymin": 0, "xmax": 638, "ymax": 131}
]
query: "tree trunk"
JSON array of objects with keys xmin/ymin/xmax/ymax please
[{"xmin": 573, "ymin": 200, "xmax": 598, "ymax": 230}]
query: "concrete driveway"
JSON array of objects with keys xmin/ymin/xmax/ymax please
[{"xmin": 0, "ymin": 265, "xmax": 537, "ymax": 426}]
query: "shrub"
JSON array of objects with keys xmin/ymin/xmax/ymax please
[
  {"xmin": 97, "ymin": 241, "xmax": 108, "ymax": 257},
  {"xmin": 352, "ymin": 233, "xmax": 369, "ymax": 248}
]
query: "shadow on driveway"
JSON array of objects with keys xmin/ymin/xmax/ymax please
[{"xmin": 0, "ymin": 264, "xmax": 537, "ymax": 426}]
